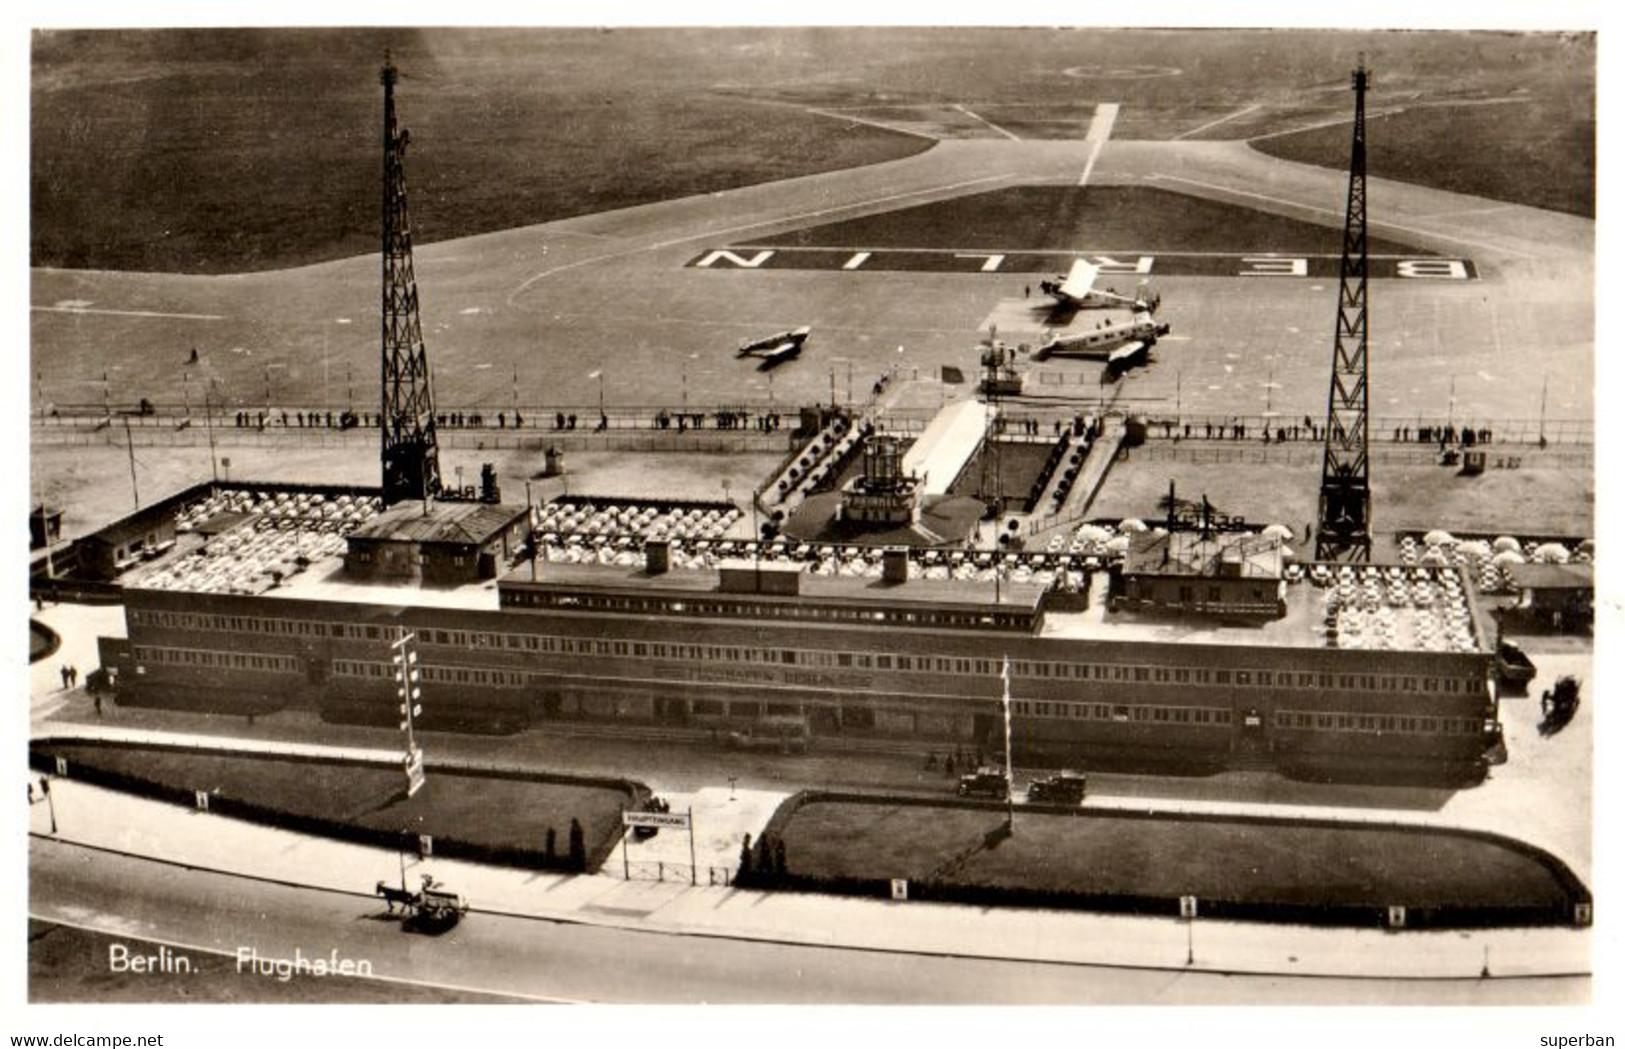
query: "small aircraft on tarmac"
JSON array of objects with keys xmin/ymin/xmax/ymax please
[
  {"xmin": 1039, "ymin": 259, "xmax": 1160, "ymax": 313},
  {"xmin": 736, "ymin": 326, "xmax": 812, "ymax": 370},
  {"xmin": 1031, "ymin": 310, "xmax": 1170, "ymax": 367}
]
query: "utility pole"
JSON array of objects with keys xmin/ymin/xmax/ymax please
[
  {"xmin": 1314, "ymin": 56, "xmax": 1373, "ymax": 563},
  {"xmin": 1539, "ymin": 375, "xmax": 1548, "ymax": 444},
  {"xmin": 203, "ymin": 381, "xmax": 219, "ymax": 484},
  {"xmin": 122, "ymin": 415, "xmax": 140, "ymax": 510}
]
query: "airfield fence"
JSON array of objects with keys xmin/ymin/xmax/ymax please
[{"xmin": 34, "ymin": 402, "xmax": 1592, "ymax": 448}]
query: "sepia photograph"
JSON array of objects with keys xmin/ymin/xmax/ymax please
[{"xmin": 19, "ymin": 8, "xmax": 1604, "ymax": 1038}]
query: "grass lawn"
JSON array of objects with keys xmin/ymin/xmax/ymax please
[
  {"xmin": 776, "ymin": 799, "xmax": 1579, "ymax": 912},
  {"xmin": 772, "ymin": 186, "xmax": 1431, "ymax": 256},
  {"xmin": 1253, "ymin": 102, "xmax": 1594, "ymax": 219},
  {"xmin": 949, "ymin": 439, "xmax": 1057, "ymax": 507},
  {"xmin": 38, "ymin": 741, "xmax": 634, "ymax": 870},
  {"xmin": 32, "ymin": 30, "xmax": 1590, "ymax": 272},
  {"xmin": 30, "ymin": 28, "xmax": 929, "ymax": 275}
]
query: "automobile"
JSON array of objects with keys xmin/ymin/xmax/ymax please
[
  {"xmin": 957, "ymin": 767, "xmax": 1010, "ymax": 800},
  {"xmin": 723, "ymin": 715, "xmax": 811, "ymax": 754},
  {"xmin": 1539, "ymin": 675, "xmax": 1581, "ymax": 736},
  {"xmin": 1283, "ymin": 563, "xmax": 1305, "ymax": 584},
  {"xmin": 1309, "ymin": 564, "xmax": 1332, "ymax": 587},
  {"xmin": 1026, "ymin": 770, "xmax": 1089, "ymax": 804},
  {"xmin": 1494, "ymin": 639, "xmax": 1537, "ymax": 688}
]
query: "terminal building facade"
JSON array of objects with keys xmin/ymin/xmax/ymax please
[{"xmin": 101, "ymin": 510, "xmax": 1504, "ymax": 784}]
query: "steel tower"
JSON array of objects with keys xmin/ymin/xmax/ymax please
[
  {"xmin": 379, "ymin": 53, "xmax": 442, "ymax": 506},
  {"xmin": 1315, "ymin": 58, "xmax": 1373, "ymax": 562}
]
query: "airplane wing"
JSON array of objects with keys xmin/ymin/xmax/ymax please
[
  {"xmin": 1056, "ymin": 259, "xmax": 1099, "ymax": 303},
  {"xmin": 1107, "ymin": 341, "xmax": 1145, "ymax": 366}
]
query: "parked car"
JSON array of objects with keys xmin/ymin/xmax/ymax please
[
  {"xmin": 1494, "ymin": 639, "xmax": 1537, "ymax": 688},
  {"xmin": 723, "ymin": 715, "xmax": 810, "ymax": 754},
  {"xmin": 957, "ymin": 767, "xmax": 1010, "ymax": 800},
  {"xmin": 1026, "ymin": 770, "xmax": 1089, "ymax": 804},
  {"xmin": 1539, "ymin": 676, "xmax": 1581, "ymax": 736}
]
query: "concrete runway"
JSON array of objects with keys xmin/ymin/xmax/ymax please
[{"xmin": 29, "ymin": 135, "xmax": 1592, "ymax": 432}]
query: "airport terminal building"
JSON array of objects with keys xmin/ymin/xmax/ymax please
[{"xmin": 94, "ymin": 489, "xmax": 1504, "ymax": 783}]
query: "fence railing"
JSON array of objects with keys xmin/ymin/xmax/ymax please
[{"xmin": 35, "ymin": 401, "xmax": 1593, "ymax": 447}]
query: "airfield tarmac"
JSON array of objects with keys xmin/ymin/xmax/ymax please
[{"xmin": 30, "ymin": 125, "xmax": 1593, "ymax": 433}]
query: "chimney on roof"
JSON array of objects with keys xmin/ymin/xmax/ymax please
[
  {"xmin": 882, "ymin": 547, "xmax": 909, "ymax": 585},
  {"xmin": 645, "ymin": 538, "xmax": 669, "ymax": 575}
]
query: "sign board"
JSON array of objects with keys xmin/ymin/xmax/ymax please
[
  {"xmin": 194, "ymin": 790, "xmax": 210, "ymax": 812},
  {"xmin": 1387, "ymin": 905, "xmax": 1407, "ymax": 929},
  {"xmin": 418, "ymin": 834, "xmax": 433, "ymax": 857},
  {"xmin": 1179, "ymin": 895, "xmax": 1198, "ymax": 920},
  {"xmin": 891, "ymin": 879, "xmax": 908, "ymax": 902},
  {"xmin": 54, "ymin": 756, "xmax": 68, "ymax": 776},
  {"xmin": 622, "ymin": 810, "xmax": 691, "ymax": 830}
]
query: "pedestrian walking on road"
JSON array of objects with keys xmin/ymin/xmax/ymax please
[
  {"xmin": 59, "ymin": 665, "xmax": 70, "ymax": 690},
  {"xmin": 93, "ymin": 693, "xmax": 102, "ymax": 718}
]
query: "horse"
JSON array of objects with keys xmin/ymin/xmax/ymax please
[{"xmin": 375, "ymin": 880, "xmax": 419, "ymax": 914}]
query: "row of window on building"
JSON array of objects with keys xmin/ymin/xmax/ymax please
[
  {"xmin": 131, "ymin": 646, "xmax": 303, "ymax": 674},
  {"xmin": 131, "ymin": 643, "xmax": 1489, "ymax": 738},
  {"xmin": 330, "ymin": 659, "xmax": 526, "ymax": 688},
  {"xmin": 1273, "ymin": 709, "xmax": 1487, "ymax": 736},
  {"xmin": 1011, "ymin": 700, "xmax": 1484, "ymax": 736},
  {"xmin": 505, "ymin": 588, "xmax": 1033, "ymax": 630},
  {"xmin": 130, "ymin": 607, "xmax": 1483, "ymax": 696}
]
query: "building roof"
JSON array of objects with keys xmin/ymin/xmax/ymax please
[
  {"xmin": 1504, "ymin": 562, "xmax": 1594, "ymax": 591},
  {"xmin": 502, "ymin": 560, "xmax": 1046, "ymax": 612},
  {"xmin": 1123, "ymin": 531, "xmax": 1284, "ymax": 580},
  {"xmin": 350, "ymin": 501, "xmax": 528, "ymax": 547},
  {"xmin": 1046, "ymin": 564, "xmax": 1486, "ymax": 654}
]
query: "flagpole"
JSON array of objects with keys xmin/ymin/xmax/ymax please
[{"xmin": 1001, "ymin": 656, "xmax": 1014, "ymax": 835}]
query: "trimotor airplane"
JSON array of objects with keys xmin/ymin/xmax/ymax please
[
  {"xmin": 1038, "ymin": 259, "xmax": 1160, "ymax": 313},
  {"xmin": 737, "ymin": 326, "xmax": 812, "ymax": 359},
  {"xmin": 1031, "ymin": 310, "xmax": 1171, "ymax": 365}
]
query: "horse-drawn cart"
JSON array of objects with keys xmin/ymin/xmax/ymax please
[{"xmin": 375, "ymin": 874, "xmax": 469, "ymax": 933}]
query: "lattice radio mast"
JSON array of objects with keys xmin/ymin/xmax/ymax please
[
  {"xmin": 1315, "ymin": 57, "xmax": 1373, "ymax": 562},
  {"xmin": 379, "ymin": 53, "xmax": 443, "ymax": 507}
]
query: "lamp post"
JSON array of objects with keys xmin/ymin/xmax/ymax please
[{"xmin": 203, "ymin": 379, "xmax": 220, "ymax": 484}]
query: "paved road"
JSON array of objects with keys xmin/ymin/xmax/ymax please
[{"xmin": 29, "ymin": 837, "xmax": 1586, "ymax": 1005}]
